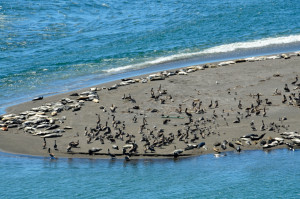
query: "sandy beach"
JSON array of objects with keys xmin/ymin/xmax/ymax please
[{"xmin": 1, "ymin": 52, "xmax": 300, "ymax": 159}]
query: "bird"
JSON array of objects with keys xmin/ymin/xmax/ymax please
[
  {"xmin": 48, "ymin": 148, "xmax": 56, "ymax": 159},
  {"xmin": 54, "ymin": 140, "xmax": 58, "ymax": 151},
  {"xmin": 282, "ymin": 95, "xmax": 287, "ymax": 103},
  {"xmin": 125, "ymin": 155, "xmax": 131, "ymax": 161},
  {"xmin": 69, "ymin": 140, "xmax": 79, "ymax": 148},
  {"xmin": 221, "ymin": 142, "xmax": 227, "ymax": 150},
  {"xmin": 184, "ymin": 108, "xmax": 192, "ymax": 117},
  {"xmin": 291, "ymin": 75, "xmax": 298, "ymax": 85},
  {"xmin": 265, "ymin": 98, "xmax": 272, "ymax": 105},
  {"xmin": 260, "ymin": 120, "xmax": 265, "ymax": 131},
  {"xmin": 215, "ymin": 100, "xmax": 219, "ymax": 108},
  {"xmin": 110, "ymin": 104, "xmax": 117, "ymax": 112},
  {"xmin": 108, "ymin": 149, "xmax": 116, "ymax": 159},
  {"xmin": 238, "ymin": 100, "xmax": 242, "ymax": 109},
  {"xmin": 284, "ymin": 84, "xmax": 290, "ymax": 92},
  {"xmin": 236, "ymin": 146, "xmax": 241, "ymax": 153},
  {"xmin": 42, "ymin": 138, "xmax": 46, "ymax": 149},
  {"xmin": 67, "ymin": 144, "xmax": 72, "ymax": 152},
  {"xmin": 208, "ymin": 100, "xmax": 213, "ymax": 108},
  {"xmin": 233, "ymin": 116, "xmax": 240, "ymax": 123}
]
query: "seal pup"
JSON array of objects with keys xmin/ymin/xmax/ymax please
[
  {"xmin": 228, "ymin": 142, "xmax": 235, "ymax": 149},
  {"xmin": 173, "ymin": 146, "xmax": 183, "ymax": 158},
  {"xmin": 88, "ymin": 147, "xmax": 101, "ymax": 155},
  {"xmin": 32, "ymin": 96, "xmax": 43, "ymax": 101}
]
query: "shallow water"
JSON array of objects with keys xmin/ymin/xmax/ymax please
[
  {"xmin": 0, "ymin": 149, "xmax": 299, "ymax": 198},
  {"xmin": 1, "ymin": 0, "xmax": 300, "ymax": 114},
  {"xmin": 1, "ymin": 1, "xmax": 300, "ymax": 197}
]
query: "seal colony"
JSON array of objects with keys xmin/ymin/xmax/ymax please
[{"xmin": 1, "ymin": 52, "xmax": 300, "ymax": 160}]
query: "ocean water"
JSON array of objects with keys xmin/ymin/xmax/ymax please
[
  {"xmin": 1, "ymin": 0, "xmax": 300, "ymax": 114},
  {"xmin": 0, "ymin": 149, "xmax": 299, "ymax": 199},
  {"xmin": 1, "ymin": 1, "xmax": 300, "ymax": 198}
]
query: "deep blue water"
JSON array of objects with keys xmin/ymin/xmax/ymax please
[
  {"xmin": 0, "ymin": 149, "xmax": 299, "ymax": 199},
  {"xmin": 1, "ymin": 1, "xmax": 300, "ymax": 198},
  {"xmin": 1, "ymin": 0, "xmax": 300, "ymax": 114}
]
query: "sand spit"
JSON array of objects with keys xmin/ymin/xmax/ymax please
[{"xmin": 1, "ymin": 52, "xmax": 300, "ymax": 160}]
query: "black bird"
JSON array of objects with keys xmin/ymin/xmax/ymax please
[
  {"xmin": 185, "ymin": 108, "xmax": 192, "ymax": 117},
  {"xmin": 43, "ymin": 138, "xmax": 46, "ymax": 149},
  {"xmin": 54, "ymin": 140, "xmax": 58, "ymax": 150},
  {"xmin": 228, "ymin": 142, "xmax": 235, "ymax": 148},
  {"xmin": 125, "ymin": 155, "xmax": 131, "ymax": 161},
  {"xmin": 69, "ymin": 140, "xmax": 79, "ymax": 148},
  {"xmin": 215, "ymin": 100, "xmax": 219, "ymax": 108},
  {"xmin": 265, "ymin": 98, "xmax": 272, "ymax": 105},
  {"xmin": 236, "ymin": 146, "xmax": 241, "ymax": 153},
  {"xmin": 282, "ymin": 95, "xmax": 287, "ymax": 103},
  {"xmin": 233, "ymin": 116, "xmax": 240, "ymax": 123},
  {"xmin": 291, "ymin": 75, "xmax": 298, "ymax": 85},
  {"xmin": 67, "ymin": 144, "xmax": 72, "ymax": 152},
  {"xmin": 108, "ymin": 149, "xmax": 116, "ymax": 159},
  {"xmin": 48, "ymin": 148, "xmax": 56, "ymax": 159},
  {"xmin": 208, "ymin": 100, "xmax": 213, "ymax": 108},
  {"xmin": 284, "ymin": 84, "xmax": 290, "ymax": 92}
]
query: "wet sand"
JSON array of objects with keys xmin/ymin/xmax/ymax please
[{"xmin": 1, "ymin": 52, "xmax": 300, "ymax": 159}]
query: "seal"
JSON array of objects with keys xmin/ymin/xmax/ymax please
[{"xmin": 32, "ymin": 96, "xmax": 43, "ymax": 101}]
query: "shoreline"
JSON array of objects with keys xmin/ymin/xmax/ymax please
[
  {"xmin": 2, "ymin": 47, "xmax": 300, "ymax": 115},
  {"xmin": 1, "ymin": 52, "xmax": 300, "ymax": 160},
  {"xmin": 0, "ymin": 147, "xmax": 293, "ymax": 161}
]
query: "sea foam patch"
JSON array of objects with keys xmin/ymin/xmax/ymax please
[{"xmin": 104, "ymin": 34, "xmax": 300, "ymax": 73}]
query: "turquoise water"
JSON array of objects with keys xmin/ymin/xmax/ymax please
[
  {"xmin": 0, "ymin": 149, "xmax": 299, "ymax": 199},
  {"xmin": 1, "ymin": 1, "xmax": 300, "ymax": 198},
  {"xmin": 1, "ymin": 0, "xmax": 300, "ymax": 113}
]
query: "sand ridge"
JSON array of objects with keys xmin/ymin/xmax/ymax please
[{"xmin": 1, "ymin": 52, "xmax": 300, "ymax": 160}]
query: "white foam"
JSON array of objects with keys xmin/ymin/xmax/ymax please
[
  {"xmin": 202, "ymin": 34, "xmax": 300, "ymax": 54},
  {"xmin": 104, "ymin": 34, "xmax": 300, "ymax": 73}
]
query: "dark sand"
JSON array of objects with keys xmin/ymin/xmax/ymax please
[{"xmin": 1, "ymin": 52, "xmax": 300, "ymax": 159}]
